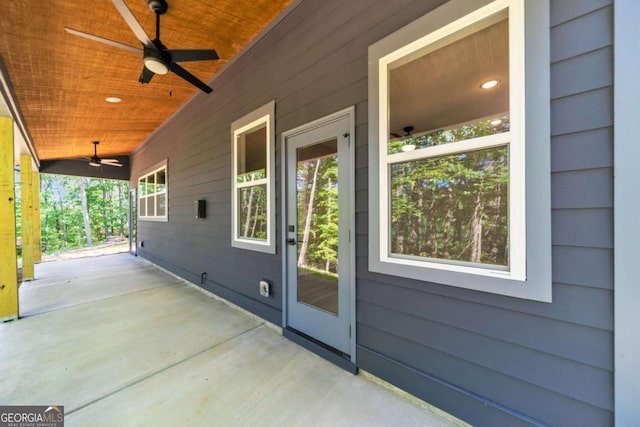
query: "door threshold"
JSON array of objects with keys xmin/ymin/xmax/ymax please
[{"xmin": 284, "ymin": 327, "xmax": 357, "ymax": 374}]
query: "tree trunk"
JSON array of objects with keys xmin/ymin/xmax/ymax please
[
  {"xmin": 470, "ymin": 190, "xmax": 484, "ymax": 263},
  {"xmin": 79, "ymin": 177, "xmax": 92, "ymax": 246},
  {"xmin": 102, "ymin": 180, "xmax": 109, "ymax": 240},
  {"xmin": 242, "ymin": 185, "xmax": 254, "ymax": 238},
  {"xmin": 394, "ymin": 165, "xmax": 406, "ymax": 254},
  {"xmin": 118, "ymin": 182, "xmax": 125, "ymax": 237},
  {"xmin": 490, "ymin": 186, "xmax": 502, "ymax": 264},
  {"xmin": 250, "ymin": 193, "xmax": 262, "ymax": 237},
  {"xmin": 426, "ymin": 197, "xmax": 437, "ymax": 258},
  {"xmin": 443, "ymin": 186, "xmax": 454, "ymax": 258},
  {"xmin": 298, "ymin": 159, "xmax": 321, "ymax": 267},
  {"xmin": 325, "ymin": 177, "xmax": 333, "ymax": 273},
  {"xmin": 407, "ymin": 181, "xmax": 418, "ymax": 255},
  {"xmin": 57, "ymin": 186, "xmax": 67, "ymax": 247}
]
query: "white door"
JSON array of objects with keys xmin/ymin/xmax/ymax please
[{"xmin": 284, "ymin": 111, "xmax": 353, "ymax": 355}]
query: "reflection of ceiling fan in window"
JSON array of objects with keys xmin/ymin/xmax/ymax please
[
  {"xmin": 390, "ymin": 126, "xmax": 413, "ymax": 139},
  {"xmin": 85, "ymin": 141, "xmax": 123, "ymax": 168},
  {"xmin": 64, "ymin": 0, "xmax": 219, "ymax": 93}
]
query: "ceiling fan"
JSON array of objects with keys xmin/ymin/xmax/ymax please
[
  {"xmin": 65, "ymin": 0, "xmax": 218, "ymax": 93},
  {"xmin": 86, "ymin": 141, "xmax": 123, "ymax": 168}
]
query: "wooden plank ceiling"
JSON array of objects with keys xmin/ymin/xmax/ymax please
[{"xmin": 0, "ymin": 0, "xmax": 292, "ymax": 161}]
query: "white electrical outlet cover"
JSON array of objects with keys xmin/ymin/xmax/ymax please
[{"xmin": 259, "ymin": 280, "xmax": 270, "ymax": 297}]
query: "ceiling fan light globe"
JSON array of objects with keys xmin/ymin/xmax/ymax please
[
  {"xmin": 89, "ymin": 160, "xmax": 101, "ymax": 167},
  {"xmin": 144, "ymin": 57, "xmax": 169, "ymax": 75}
]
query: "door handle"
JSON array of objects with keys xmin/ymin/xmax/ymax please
[{"xmin": 287, "ymin": 238, "xmax": 297, "ymax": 246}]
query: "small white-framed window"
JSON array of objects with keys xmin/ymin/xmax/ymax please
[
  {"xmin": 231, "ymin": 101, "xmax": 276, "ymax": 253},
  {"xmin": 368, "ymin": 0, "xmax": 551, "ymax": 301},
  {"xmin": 138, "ymin": 161, "xmax": 168, "ymax": 221}
]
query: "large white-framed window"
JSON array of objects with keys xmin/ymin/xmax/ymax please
[
  {"xmin": 138, "ymin": 160, "xmax": 168, "ymax": 222},
  {"xmin": 231, "ymin": 101, "xmax": 276, "ymax": 254},
  {"xmin": 368, "ymin": 0, "xmax": 551, "ymax": 301}
]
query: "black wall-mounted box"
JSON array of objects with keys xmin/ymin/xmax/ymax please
[{"xmin": 195, "ymin": 199, "xmax": 206, "ymax": 219}]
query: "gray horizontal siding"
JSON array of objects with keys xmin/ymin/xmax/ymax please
[
  {"xmin": 551, "ymin": 5, "xmax": 612, "ymax": 62},
  {"xmin": 355, "ymin": 255, "xmax": 613, "ymax": 331},
  {"xmin": 551, "ymin": 127, "xmax": 612, "ymax": 172},
  {"xmin": 357, "ymin": 327, "xmax": 612, "ymax": 427},
  {"xmin": 552, "ymin": 246, "xmax": 613, "ymax": 289},
  {"xmin": 358, "ymin": 279, "xmax": 612, "ymax": 370},
  {"xmin": 552, "ymin": 209, "xmax": 613, "ymax": 248},
  {"xmin": 357, "ymin": 344, "xmax": 540, "ymax": 427},
  {"xmin": 131, "ymin": 0, "xmax": 615, "ymax": 425},
  {"xmin": 551, "ymin": 46, "xmax": 612, "ymax": 98},
  {"xmin": 552, "ymin": 168, "xmax": 612, "ymax": 208},
  {"xmin": 550, "ymin": 0, "xmax": 610, "ymax": 27},
  {"xmin": 551, "ymin": 87, "xmax": 613, "ymax": 135}
]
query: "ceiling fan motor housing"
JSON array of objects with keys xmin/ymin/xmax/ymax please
[{"xmin": 146, "ymin": 0, "xmax": 168, "ymax": 14}]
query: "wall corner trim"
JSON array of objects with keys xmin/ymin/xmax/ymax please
[{"xmin": 613, "ymin": 2, "xmax": 640, "ymax": 426}]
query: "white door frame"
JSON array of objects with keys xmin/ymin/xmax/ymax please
[{"xmin": 281, "ymin": 106, "xmax": 356, "ymax": 362}]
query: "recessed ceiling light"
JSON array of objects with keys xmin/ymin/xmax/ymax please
[
  {"xmin": 480, "ymin": 79, "xmax": 499, "ymax": 89},
  {"xmin": 490, "ymin": 119, "xmax": 502, "ymax": 126},
  {"xmin": 105, "ymin": 97, "xmax": 121, "ymax": 103}
]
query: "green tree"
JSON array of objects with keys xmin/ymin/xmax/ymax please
[
  {"xmin": 296, "ymin": 154, "xmax": 340, "ymax": 275},
  {"xmin": 389, "ymin": 117, "xmax": 510, "ymax": 266},
  {"xmin": 37, "ymin": 174, "xmax": 129, "ymax": 254}
]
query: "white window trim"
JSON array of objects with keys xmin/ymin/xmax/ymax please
[
  {"xmin": 231, "ymin": 101, "xmax": 276, "ymax": 254},
  {"xmin": 368, "ymin": 0, "xmax": 551, "ymax": 301},
  {"xmin": 138, "ymin": 160, "xmax": 168, "ymax": 222}
]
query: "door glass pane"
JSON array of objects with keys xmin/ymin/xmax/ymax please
[{"xmin": 296, "ymin": 139, "xmax": 339, "ymax": 315}]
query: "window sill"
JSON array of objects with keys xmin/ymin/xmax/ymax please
[{"xmin": 138, "ymin": 216, "xmax": 168, "ymax": 222}]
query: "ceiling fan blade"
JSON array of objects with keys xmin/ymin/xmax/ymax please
[
  {"xmin": 169, "ymin": 63, "xmax": 213, "ymax": 94},
  {"xmin": 169, "ymin": 49, "xmax": 219, "ymax": 63},
  {"xmin": 139, "ymin": 66, "xmax": 155, "ymax": 84},
  {"xmin": 111, "ymin": 0, "xmax": 154, "ymax": 49},
  {"xmin": 102, "ymin": 161, "xmax": 124, "ymax": 167},
  {"xmin": 64, "ymin": 27, "xmax": 142, "ymax": 55}
]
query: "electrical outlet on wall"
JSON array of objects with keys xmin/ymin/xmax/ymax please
[{"xmin": 259, "ymin": 280, "xmax": 270, "ymax": 297}]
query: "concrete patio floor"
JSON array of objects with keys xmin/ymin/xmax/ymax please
[{"xmin": 1, "ymin": 253, "xmax": 464, "ymax": 426}]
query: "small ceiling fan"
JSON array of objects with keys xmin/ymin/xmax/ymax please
[
  {"xmin": 65, "ymin": 0, "xmax": 218, "ymax": 93},
  {"xmin": 86, "ymin": 141, "xmax": 123, "ymax": 168}
]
